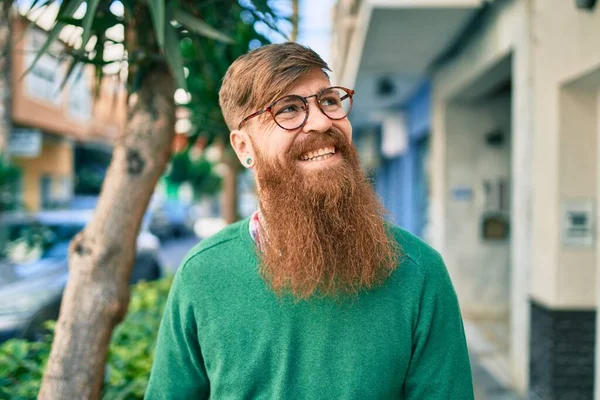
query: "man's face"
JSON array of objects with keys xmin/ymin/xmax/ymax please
[
  {"xmin": 246, "ymin": 68, "xmax": 353, "ymax": 175},
  {"xmin": 230, "ymin": 67, "xmax": 397, "ymax": 299}
]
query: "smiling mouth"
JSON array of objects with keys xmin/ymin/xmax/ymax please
[{"xmin": 299, "ymin": 146, "xmax": 336, "ymax": 162}]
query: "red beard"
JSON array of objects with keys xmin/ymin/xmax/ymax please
[{"xmin": 252, "ymin": 129, "xmax": 399, "ymax": 299}]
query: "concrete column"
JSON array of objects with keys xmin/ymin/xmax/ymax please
[
  {"xmin": 596, "ymin": 88, "xmax": 600, "ymax": 400},
  {"xmin": 509, "ymin": 7, "xmax": 532, "ymax": 393}
]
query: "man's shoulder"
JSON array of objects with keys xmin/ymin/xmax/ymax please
[
  {"xmin": 388, "ymin": 225, "xmax": 441, "ymax": 263},
  {"xmin": 179, "ymin": 218, "xmax": 251, "ymax": 271},
  {"xmin": 387, "ymin": 224, "xmax": 446, "ymax": 281}
]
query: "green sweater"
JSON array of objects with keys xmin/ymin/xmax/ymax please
[{"xmin": 146, "ymin": 218, "xmax": 473, "ymax": 399}]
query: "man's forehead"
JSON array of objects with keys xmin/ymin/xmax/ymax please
[{"xmin": 282, "ymin": 69, "xmax": 331, "ymax": 97}]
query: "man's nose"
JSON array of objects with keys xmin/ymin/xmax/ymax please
[{"xmin": 301, "ymin": 99, "xmax": 332, "ymax": 134}]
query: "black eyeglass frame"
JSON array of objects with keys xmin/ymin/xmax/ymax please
[{"xmin": 237, "ymin": 86, "xmax": 355, "ymax": 130}]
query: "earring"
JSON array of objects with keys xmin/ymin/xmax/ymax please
[{"xmin": 245, "ymin": 157, "xmax": 254, "ymax": 167}]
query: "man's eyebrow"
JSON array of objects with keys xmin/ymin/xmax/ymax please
[
  {"xmin": 284, "ymin": 85, "xmax": 329, "ymax": 99},
  {"xmin": 300, "ymin": 86, "xmax": 328, "ymax": 97}
]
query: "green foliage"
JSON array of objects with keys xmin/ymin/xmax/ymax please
[
  {"xmin": 0, "ymin": 159, "xmax": 22, "ymax": 212},
  {"xmin": 0, "ymin": 277, "xmax": 174, "ymax": 400},
  {"xmin": 102, "ymin": 277, "xmax": 172, "ymax": 399},
  {"xmin": 183, "ymin": 2, "xmax": 273, "ymax": 145},
  {"xmin": 25, "ymin": 0, "xmax": 285, "ymax": 188},
  {"xmin": 165, "ymin": 152, "xmax": 222, "ymax": 199},
  {"xmin": 0, "ymin": 333, "xmax": 51, "ymax": 399},
  {"xmin": 25, "ymin": 0, "xmax": 287, "ymax": 96}
]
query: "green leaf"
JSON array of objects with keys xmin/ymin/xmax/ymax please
[
  {"xmin": 172, "ymin": 7, "xmax": 234, "ymax": 44},
  {"xmin": 15, "ymin": 1, "xmax": 57, "ymax": 47},
  {"xmin": 147, "ymin": 0, "xmax": 166, "ymax": 49},
  {"xmin": 91, "ymin": 32, "xmax": 106, "ymax": 98},
  {"xmin": 80, "ymin": 0, "xmax": 101, "ymax": 50},
  {"xmin": 3, "ymin": 339, "xmax": 30, "ymax": 361},
  {"xmin": 56, "ymin": 16, "xmax": 83, "ymax": 27},
  {"xmin": 57, "ymin": 55, "xmax": 80, "ymax": 92},
  {"xmin": 59, "ymin": 13, "xmax": 123, "ymax": 31},
  {"xmin": 164, "ymin": 22, "xmax": 186, "ymax": 90},
  {"xmin": 22, "ymin": 0, "xmax": 85, "ymax": 77},
  {"xmin": 26, "ymin": 0, "xmax": 56, "ymax": 16}
]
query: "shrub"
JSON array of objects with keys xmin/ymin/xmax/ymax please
[{"xmin": 0, "ymin": 276, "xmax": 173, "ymax": 400}]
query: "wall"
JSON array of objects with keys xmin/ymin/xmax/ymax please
[
  {"xmin": 430, "ymin": 0, "xmax": 531, "ymax": 393},
  {"xmin": 12, "ymin": 136, "xmax": 73, "ymax": 211},
  {"xmin": 444, "ymin": 93, "xmax": 511, "ymax": 317},
  {"xmin": 557, "ymin": 85, "xmax": 597, "ymax": 308},
  {"xmin": 527, "ymin": 0, "xmax": 600, "ymax": 310},
  {"xmin": 11, "ymin": 17, "xmax": 124, "ymax": 142}
]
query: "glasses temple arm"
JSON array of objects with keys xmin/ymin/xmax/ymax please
[{"xmin": 238, "ymin": 109, "xmax": 268, "ymax": 129}]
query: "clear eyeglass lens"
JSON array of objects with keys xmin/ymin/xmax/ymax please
[
  {"xmin": 319, "ymin": 88, "xmax": 351, "ymax": 119},
  {"xmin": 271, "ymin": 88, "xmax": 353, "ymax": 130},
  {"xmin": 272, "ymin": 96, "xmax": 307, "ymax": 129}
]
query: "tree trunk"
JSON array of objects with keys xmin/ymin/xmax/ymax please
[
  {"xmin": 38, "ymin": 65, "xmax": 175, "ymax": 400},
  {"xmin": 291, "ymin": 0, "xmax": 299, "ymax": 42},
  {"xmin": 220, "ymin": 142, "xmax": 239, "ymax": 224},
  {"xmin": 222, "ymin": 158, "xmax": 239, "ymax": 224},
  {"xmin": 0, "ymin": 0, "xmax": 13, "ymax": 160}
]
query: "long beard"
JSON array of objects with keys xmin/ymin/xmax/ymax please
[{"xmin": 253, "ymin": 129, "xmax": 399, "ymax": 299}]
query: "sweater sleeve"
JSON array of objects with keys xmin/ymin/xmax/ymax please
[
  {"xmin": 402, "ymin": 251, "xmax": 474, "ymax": 399},
  {"xmin": 146, "ymin": 263, "xmax": 209, "ymax": 399}
]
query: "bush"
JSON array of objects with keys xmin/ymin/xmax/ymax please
[
  {"xmin": 0, "ymin": 160, "xmax": 22, "ymax": 212},
  {"xmin": 0, "ymin": 276, "xmax": 173, "ymax": 400}
]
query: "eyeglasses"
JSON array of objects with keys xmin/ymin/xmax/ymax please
[{"xmin": 238, "ymin": 86, "xmax": 355, "ymax": 130}]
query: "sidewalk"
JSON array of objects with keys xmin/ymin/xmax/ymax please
[
  {"xmin": 465, "ymin": 319, "xmax": 522, "ymax": 400},
  {"xmin": 471, "ymin": 351, "xmax": 521, "ymax": 400}
]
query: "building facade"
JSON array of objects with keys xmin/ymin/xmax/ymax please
[
  {"xmin": 7, "ymin": 17, "xmax": 125, "ymax": 211},
  {"xmin": 333, "ymin": 0, "xmax": 600, "ymax": 398}
]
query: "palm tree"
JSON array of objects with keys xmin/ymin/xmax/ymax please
[{"xmin": 21, "ymin": 1, "xmax": 284, "ymax": 398}]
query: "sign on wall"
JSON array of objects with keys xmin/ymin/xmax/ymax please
[
  {"xmin": 561, "ymin": 199, "xmax": 595, "ymax": 248},
  {"xmin": 451, "ymin": 186, "xmax": 473, "ymax": 202}
]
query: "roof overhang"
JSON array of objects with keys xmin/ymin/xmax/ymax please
[{"xmin": 339, "ymin": 0, "xmax": 485, "ymax": 127}]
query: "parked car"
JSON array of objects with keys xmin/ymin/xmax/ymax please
[
  {"xmin": 148, "ymin": 200, "xmax": 191, "ymax": 240},
  {"xmin": 0, "ymin": 209, "xmax": 163, "ymax": 342}
]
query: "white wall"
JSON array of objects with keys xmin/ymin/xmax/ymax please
[
  {"xmin": 556, "ymin": 85, "xmax": 597, "ymax": 308},
  {"xmin": 524, "ymin": 0, "xmax": 600, "ymax": 309},
  {"xmin": 445, "ymin": 95, "xmax": 512, "ymax": 318},
  {"xmin": 430, "ymin": 0, "xmax": 531, "ymax": 393}
]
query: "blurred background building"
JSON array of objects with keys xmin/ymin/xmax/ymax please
[
  {"xmin": 6, "ymin": 16, "xmax": 126, "ymax": 212},
  {"xmin": 332, "ymin": 0, "xmax": 600, "ymax": 398}
]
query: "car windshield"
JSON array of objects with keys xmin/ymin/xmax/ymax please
[{"xmin": 0, "ymin": 222, "xmax": 83, "ymax": 265}]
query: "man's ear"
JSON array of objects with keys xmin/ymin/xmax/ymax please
[{"xmin": 230, "ymin": 129, "xmax": 256, "ymax": 169}]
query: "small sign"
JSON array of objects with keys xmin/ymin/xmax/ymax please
[
  {"xmin": 452, "ymin": 186, "xmax": 473, "ymax": 202},
  {"xmin": 561, "ymin": 200, "xmax": 595, "ymax": 247},
  {"xmin": 481, "ymin": 214, "xmax": 509, "ymax": 240},
  {"xmin": 9, "ymin": 128, "xmax": 42, "ymax": 157}
]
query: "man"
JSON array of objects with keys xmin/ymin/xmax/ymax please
[{"xmin": 146, "ymin": 42, "xmax": 474, "ymax": 399}]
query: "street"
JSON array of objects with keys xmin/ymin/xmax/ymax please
[
  {"xmin": 157, "ymin": 235, "xmax": 201, "ymax": 275},
  {"xmin": 471, "ymin": 352, "xmax": 521, "ymax": 400}
]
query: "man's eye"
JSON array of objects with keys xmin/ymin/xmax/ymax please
[
  {"xmin": 276, "ymin": 105, "xmax": 301, "ymax": 115},
  {"xmin": 321, "ymin": 97, "xmax": 341, "ymax": 107}
]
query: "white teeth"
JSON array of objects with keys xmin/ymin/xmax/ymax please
[
  {"xmin": 300, "ymin": 146, "xmax": 336, "ymax": 161},
  {"xmin": 305, "ymin": 153, "xmax": 333, "ymax": 162}
]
